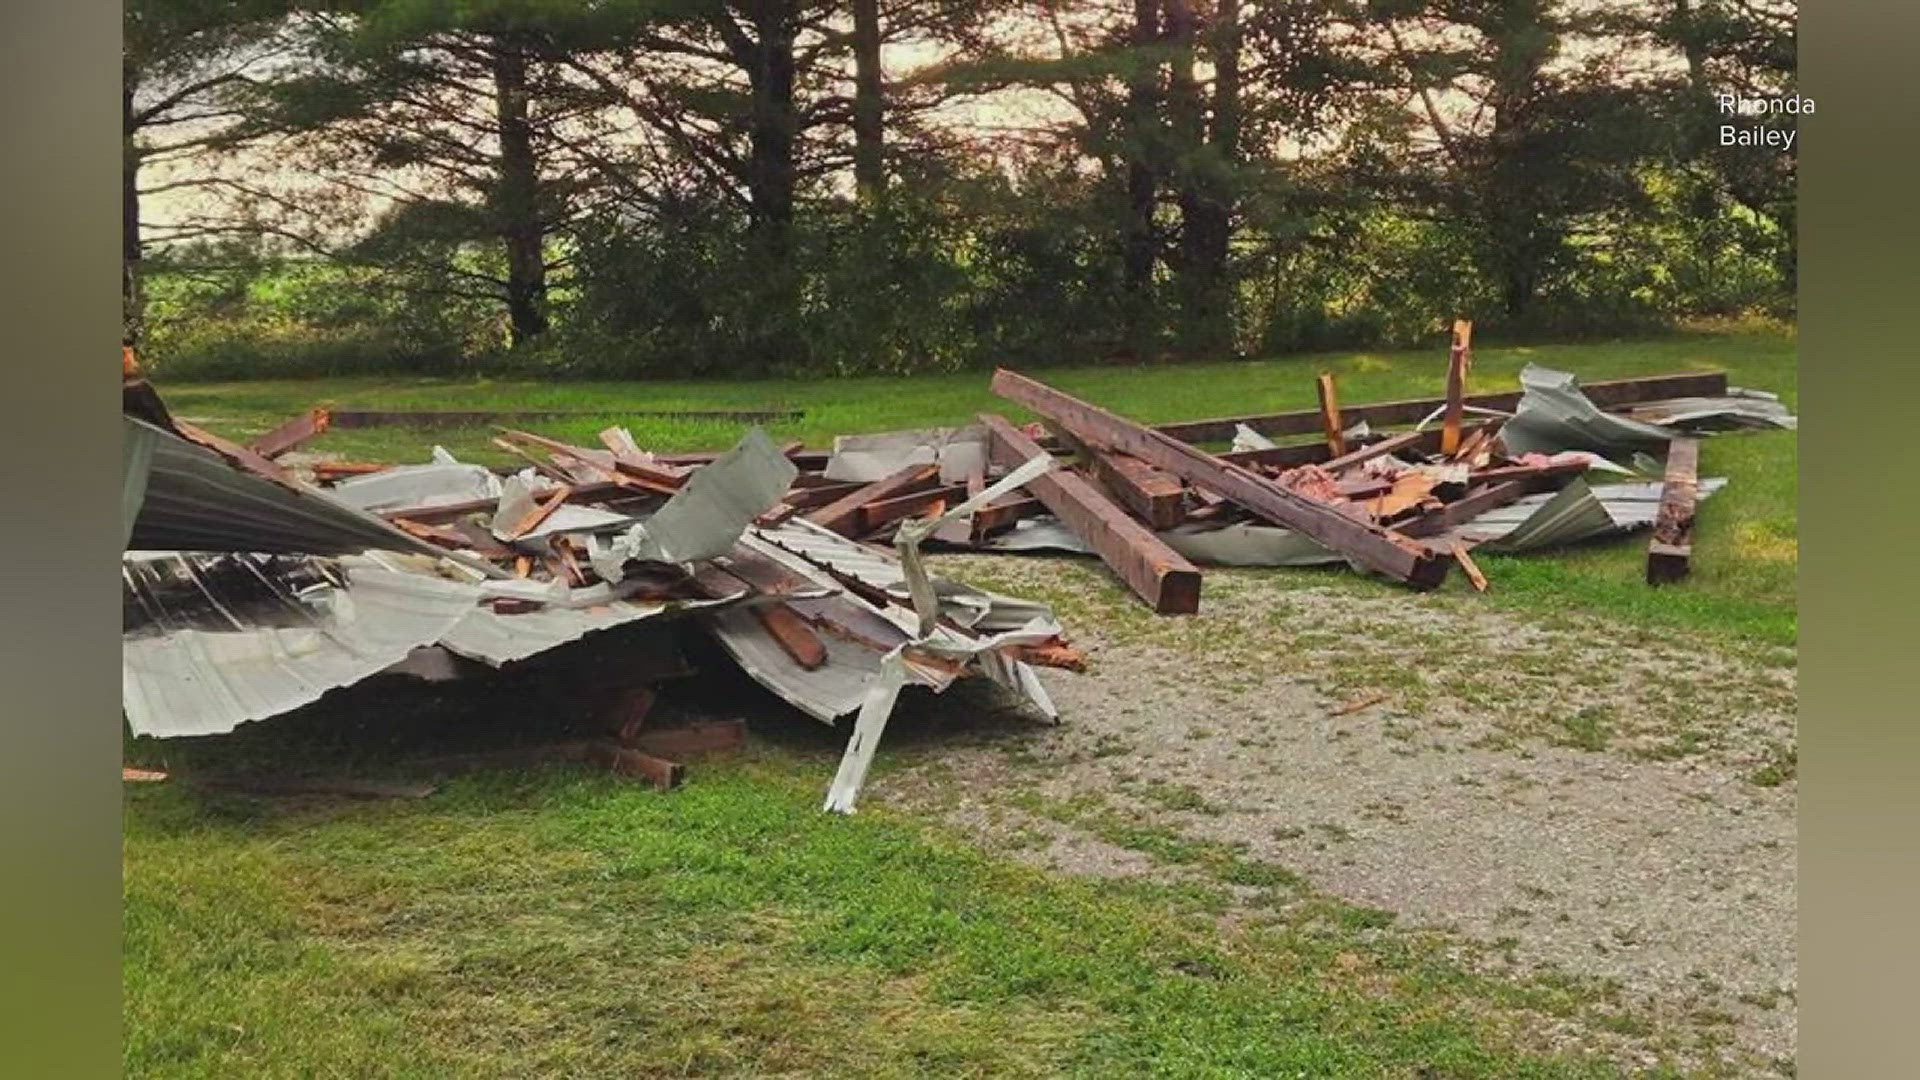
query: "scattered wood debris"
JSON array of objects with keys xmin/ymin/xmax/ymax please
[{"xmin": 121, "ymin": 334, "xmax": 1788, "ymax": 809}]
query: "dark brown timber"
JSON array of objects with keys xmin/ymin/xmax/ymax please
[
  {"xmin": 990, "ymin": 371, "xmax": 1450, "ymax": 589},
  {"xmin": 1145, "ymin": 371, "xmax": 1729, "ymax": 446},
  {"xmin": 979, "ymin": 412, "xmax": 1203, "ymax": 614},
  {"xmin": 1647, "ymin": 437, "xmax": 1700, "ymax": 585},
  {"xmin": 1050, "ymin": 424, "xmax": 1186, "ymax": 529},
  {"xmin": 804, "ymin": 463, "xmax": 939, "ymax": 536}
]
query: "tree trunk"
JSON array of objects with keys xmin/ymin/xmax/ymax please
[
  {"xmin": 123, "ymin": 76, "xmax": 143, "ymax": 349},
  {"xmin": 491, "ymin": 40, "xmax": 548, "ymax": 346},
  {"xmin": 1167, "ymin": 0, "xmax": 1235, "ymax": 356},
  {"xmin": 1192, "ymin": 0, "xmax": 1238, "ymax": 347},
  {"xmin": 852, "ymin": 0, "xmax": 884, "ymax": 202},
  {"xmin": 746, "ymin": 3, "xmax": 798, "ymax": 257},
  {"xmin": 1121, "ymin": 0, "xmax": 1160, "ymax": 351}
]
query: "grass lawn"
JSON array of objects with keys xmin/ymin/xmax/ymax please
[
  {"xmin": 156, "ymin": 322, "xmax": 1797, "ymax": 648},
  {"xmin": 127, "ymin": 325, "xmax": 1795, "ymax": 1077},
  {"xmin": 129, "ymin": 751, "xmax": 1681, "ymax": 1078}
]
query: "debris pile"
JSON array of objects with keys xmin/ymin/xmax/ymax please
[{"xmin": 122, "ymin": 330, "xmax": 1793, "ymax": 807}]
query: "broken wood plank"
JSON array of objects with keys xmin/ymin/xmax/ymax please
[
  {"xmin": 1328, "ymin": 691, "xmax": 1388, "ymax": 717},
  {"xmin": 583, "ymin": 740, "xmax": 685, "ymax": 789},
  {"xmin": 391, "ymin": 516, "xmax": 477, "ymax": 550},
  {"xmin": 504, "ymin": 484, "xmax": 573, "ymax": 540},
  {"xmin": 804, "ymin": 462, "xmax": 939, "ymax": 536},
  {"xmin": 250, "ymin": 407, "xmax": 330, "ymax": 459},
  {"xmin": 1088, "ymin": 449, "xmax": 1186, "ymax": 530},
  {"xmin": 1441, "ymin": 319, "xmax": 1473, "ymax": 455},
  {"xmin": 858, "ymin": 483, "xmax": 970, "ymax": 533},
  {"xmin": 1647, "ymin": 437, "xmax": 1700, "ymax": 585},
  {"xmin": 1395, "ymin": 480, "xmax": 1532, "ymax": 539},
  {"xmin": 1321, "ymin": 429, "xmax": 1426, "ymax": 474},
  {"xmin": 979, "ymin": 412, "xmax": 1203, "ymax": 614},
  {"xmin": 311, "ymin": 461, "xmax": 389, "ymax": 482},
  {"xmin": 752, "ymin": 602, "xmax": 830, "ymax": 669},
  {"xmin": 991, "ymin": 371, "xmax": 1451, "ymax": 589},
  {"xmin": 1316, "ymin": 372, "xmax": 1346, "ymax": 456},
  {"xmin": 969, "ymin": 494, "xmax": 1043, "ymax": 541},
  {"xmin": 1452, "ymin": 543, "xmax": 1489, "ymax": 591},
  {"xmin": 629, "ymin": 719, "xmax": 748, "ymax": 760},
  {"xmin": 1144, "ymin": 370, "xmax": 1729, "ymax": 446}
]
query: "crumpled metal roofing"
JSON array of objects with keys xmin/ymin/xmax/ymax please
[
  {"xmin": 822, "ymin": 426, "xmax": 988, "ymax": 484},
  {"xmin": 121, "ymin": 548, "xmax": 752, "ymax": 738},
  {"xmin": 125, "ymin": 415, "xmax": 456, "ymax": 559},
  {"xmin": 1500, "ymin": 365, "xmax": 1678, "ymax": 457},
  {"xmin": 122, "ymin": 552, "xmax": 480, "ymax": 737},
  {"xmin": 1614, "ymin": 388, "xmax": 1797, "ymax": 433}
]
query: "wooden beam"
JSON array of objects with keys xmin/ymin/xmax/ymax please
[
  {"xmin": 250, "ymin": 407, "xmax": 330, "ymax": 459},
  {"xmin": 1050, "ymin": 423, "xmax": 1186, "ymax": 529},
  {"xmin": 803, "ymin": 463, "xmax": 939, "ymax": 536},
  {"xmin": 629, "ymin": 719, "xmax": 748, "ymax": 759},
  {"xmin": 1647, "ymin": 437, "xmax": 1700, "ymax": 585},
  {"xmin": 1396, "ymin": 480, "xmax": 1532, "ymax": 539},
  {"xmin": 1321, "ymin": 429, "xmax": 1426, "ymax": 474},
  {"xmin": 969, "ymin": 494, "xmax": 1043, "ymax": 541},
  {"xmin": 504, "ymin": 485, "xmax": 572, "ymax": 540},
  {"xmin": 990, "ymin": 371, "xmax": 1451, "ymax": 589},
  {"xmin": 1316, "ymin": 372, "xmax": 1346, "ymax": 456},
  {"xmin": 1145, "ymin": 370, "xmax": 1729, "ymax": 446},
  {"xmin": 1441, "ymin": 319, "xmax": 1473, "ymax": 455},
  {"xmin": 858, "ymin": 483, "xmax": 970, "ymax": 533},
  {"xmin": 751, "ymin": 602, "xmax": 829, "ymax": 669},
  {"xmin": 978, "ymin": 412, "xmax": 1203, "ymax": 614}
]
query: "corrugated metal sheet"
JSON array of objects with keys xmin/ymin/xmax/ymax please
[
  {"xmin": 122, "ymin": 552, "xmax": 479, "ymax": 737},
  {"xmin": 126, "ymin": 416, "xmax": 456, "ymax": 559},
  {"xmin": 1501, "ymin": 365, "xmax": 1680, "ymax": 457}
]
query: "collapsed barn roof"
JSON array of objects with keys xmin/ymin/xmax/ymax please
[{"xmin": 121, "ymin": 348, "xmax": 1790, "ymax": 808}]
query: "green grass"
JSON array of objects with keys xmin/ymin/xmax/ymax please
[
  {"xmin": 157, "ymin": 322, "xmax": 1795, "ymax": 647},
  {"xmin": 128, "ymin": 326, "xmax": 1794, "ymax": 1075},
  {"xmin": 127, "ymin": 755, "xmax": 1664, "ymax": 1078}
]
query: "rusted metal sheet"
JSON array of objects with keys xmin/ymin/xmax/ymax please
[
  {"xmin": 990, "ymin": 370, "xmax": 1451, "ymax": 589},
  {"xmin": 979, "ymin": 412, "xmax": 1203, "ymax": 614},
  {"xmin": 1647, "ymin": 438, "xmax": 1700, "ymax": 585}
]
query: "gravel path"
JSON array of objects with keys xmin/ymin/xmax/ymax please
[{"xmin": 867, "ymin": 555, "xmax": 1797, "ymax": 1074}]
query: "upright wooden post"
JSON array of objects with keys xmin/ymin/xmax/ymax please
[
  {"xmin": 1442, "ymin": 319, "xmax": 1473, "ymax": 455},
  {"xmin": 1316, "ymin": 372, "xmax": 1345, "ymax": 456}
]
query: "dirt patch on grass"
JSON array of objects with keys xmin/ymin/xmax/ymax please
[{"xmin": 873, "ymin": 554, "xmax": 1797, "ymax": 1074}]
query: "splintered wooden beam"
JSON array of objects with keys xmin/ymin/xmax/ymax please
[
  {"xmin": 250, "ymin": 407, "xmax": 331, "ymax": 459},
  {"xmin": 979, "ymin": 412, "xmax": 1202, "ymax": 614},
  {"xmin": 857, "ymin": 482, "xmax": 970, "ymax": 533},
  {"xmin": 1321, "ymin": 429, "xmax": 1427, "ymax": 474},
  {"xmin": 1395, "ymin": 480, "xmax": 1532, "ymax": 539},
  {"xmin": 1442, "ymin": 320, "xmax": 1473, "ymax": 455},
  {"xmin": 1219, "ymin": 421, "xmax": 1494, "ymax": 474},
  {"xmin": 803, "ymin": 462, "xmax": 939, "ymax": 536},
  {"xmin": 1316, "ymin": 373, "xmax": 1346, "ymax": 456},
  {"xmin": 1092, "ymin": 450, "xmax": 1186, "ymax": 529},
  {"xmin": 1050, "ymin": 424, "xmax": 1185, "ymax": 529},
  {"xmin": 969, "ymin": 494, "xmax": 1042, "ymax": 541},
  {"xmin": 990, "ymin": 371, "xmax": 1451, "ymax": 589},
  {"xmin": 1647, "ymin": 437, "xmax": 1700, "ymax": 585}
]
